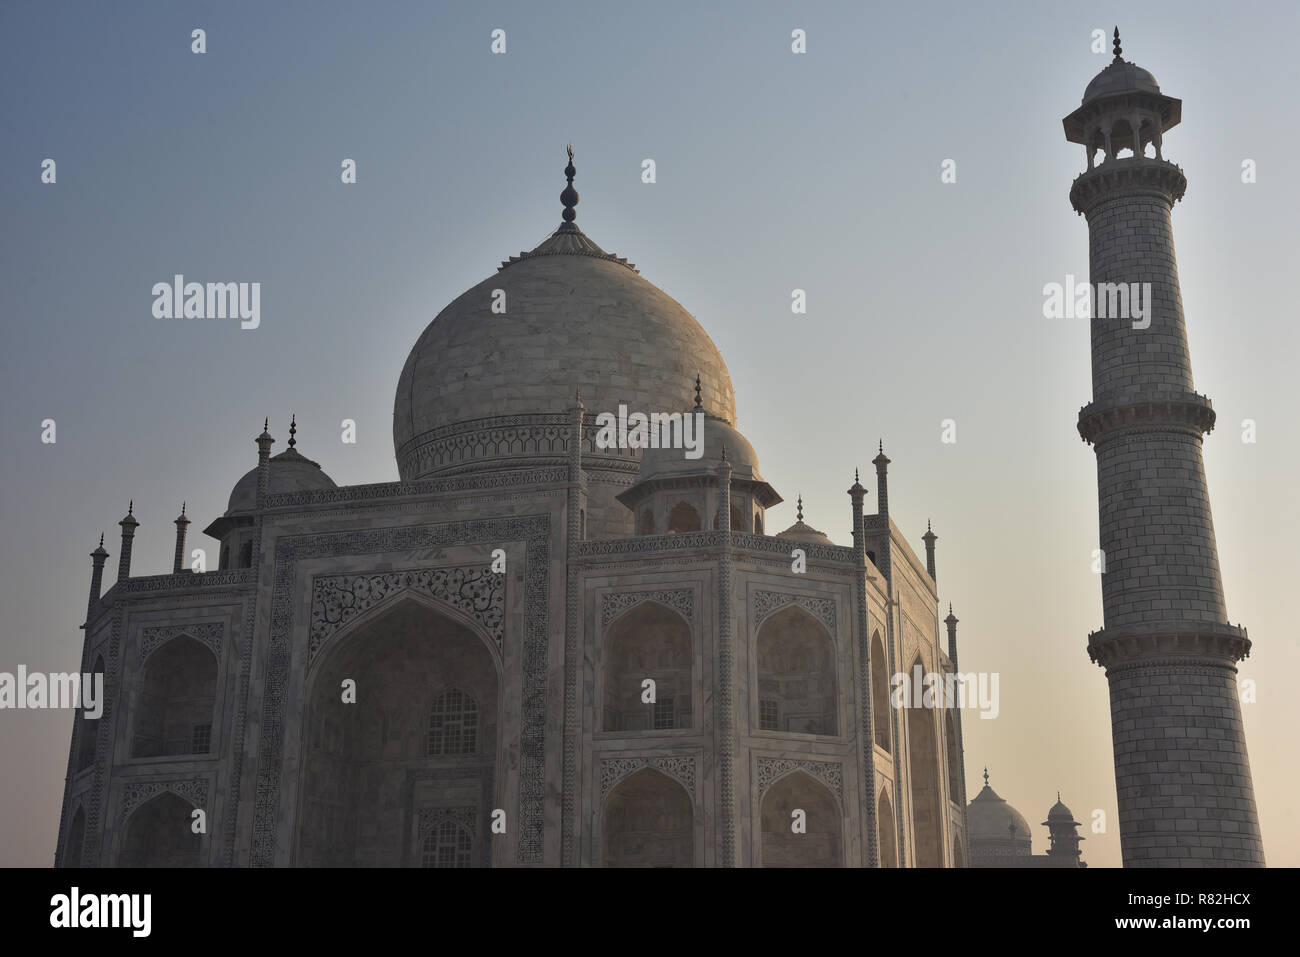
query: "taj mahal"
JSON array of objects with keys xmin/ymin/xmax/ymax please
[{"xmin": 54, "ymin": 32, "xmax": 1262, "ymax": 868}]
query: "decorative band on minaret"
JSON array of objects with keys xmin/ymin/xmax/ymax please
[{"xmin": 1063, "ymin": 30, "xmax": 1263, "ymax": 866}]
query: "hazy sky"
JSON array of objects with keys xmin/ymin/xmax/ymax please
[{"xmin": 2, "ymin": 0, "xmax": 1297, "ymax": 867}]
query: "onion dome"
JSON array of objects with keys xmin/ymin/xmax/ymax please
[
  {"xmin": 966, "ymin": 768, "xmax": 1033, "ymax": 855},
  {"xmin": 393, "ymin": 148, "xmax": 736, "ymax": 483}
]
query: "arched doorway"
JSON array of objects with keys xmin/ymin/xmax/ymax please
[
  {"xmin": 296, "ymin": 598, "xmax": 500, "ymax": 867},
  {"xmin": 601, "ymin": 768, "xmax": 694, "ymax": 867},
  {"xmin": 603, "ymin": 601, "xmax": 693, "ymax": 731},
  {"xmin": 77, "ymin": 654, "xmax": 104, "ymax": 772},
  {"xmin": 945, "ymin": 711, "xmax": 961, "ymax": 804},
  {"xmin": 878, "ymin": 790, "xmax": 897, "ymax": 868},
  {"xmin": 132, "ymin": 637, "xmax": 216, "ymax": 757},
  {"xmin": 871, "ymin": 631, "xmax": 890, "ymax": 751},
  {"xmin": 760, "ymin": 770, "xmax": 842, "ymax": 867},
  {"xmin": 906, "ymin": 656, "xmax": 943, "ymax": 867},
  {"xmin": 120, "ymin": 792, "xmax": 200, "ymax": 867},
  {"xmin": 756, "ymin": 606, "xmax": 837, "ymax": 735}
]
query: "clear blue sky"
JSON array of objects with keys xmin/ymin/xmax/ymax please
[{"xmin": 1, "ymin": 0, "xmax": 1297, "ymax": 866}]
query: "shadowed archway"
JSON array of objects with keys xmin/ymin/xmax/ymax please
[{"xmin": 295, "ymin": 597, "xmax": 500, "ymax": 867}]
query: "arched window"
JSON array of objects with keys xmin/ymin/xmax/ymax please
[
  {"xmin": 602, "ymin": 768, "xmax": 693, "ymax": 867},
  {"xmin": 754, "ymin": 513, "xmax": 764, "ymax": 535},
  {"xmin": 638, "ymin": 509, "xmax": 655, "ymax": 535},
  {"xmin": 756, "ymin": 606, "xmax": 837, "ymax": 735},
  {"xmin": 878, "ymin": 790, "xmax": 897, "ymax": 868},
  {"xmin": 906, "ymin": 657, "xmax": 944, "ymax": 867},
  {"xmin": 427, "ymin": 689, "xmax": 478, "ymax": 755},
  {"xmin": 603, "ymin": 601, "xmax": 692, "ymax": 732},
  {"xmin": 63, "ymin": 807, "xmax": 85, "ymax": 868},
  {"xmin": 761, "ymin": 770, "xmax": 841, "ymax": 867},
  {"xmin": 871, "ymin": 632, "xmax": 891, "ymax": 752},
  {"xmin": 239, "ymin": 541, "xmax": 253, "ymax": 568},
  {"xmin": 422, "ymin": 820, "xmax": 473, "ymax": 868},
  {"xmin": 76, "ymin": 654, "xmax": 104, "ymax": 772},
  {"xmin": 132, "ymin": 636, "xmax": 217, "ymax": 758},
  {"xmin": 666, "ymin": 502, "xmax": 700, "ymax": 533},
  {"xmin": 945, "ymin": 711, "xmax": 961, "ymax": 804},
  {"xmin": 712, "ymin": 504, "xmax": 744, "ymax": 531}
]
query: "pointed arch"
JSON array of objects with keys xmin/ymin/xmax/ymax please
[
  {"xmin": 906, "ymin": 655, "xmax": 944, "ymax": 867},
  {"xmin": 296, "ymin": 596, "xmax": 500, "ymax": 867},
  {"xmin": 120, "ymin": 791, "xmax": 201, "ymax": 867},
  {"xmin": 871, "ymin": 631, "xmax": 890, "ymax": 752},
  {"xmin": 77, "ymin": 654, "xmax": 104, "ymax": 772},
  {"xmin": 602, "ymin": 767, "xmax": 694, "ymax": 867},
  {"xmin": 602, "ymin": 600, "xmax": 693, "ymax": 732},
  {"xmin": 877, "ymin": 789, "xmax": 897, "ymax": 868},
  {"xmin": 756, "ymin": 605, "xmax": 837, "ymax": 735},
  {"xmin": 953, "ymin": 834, "xmax": 966, "ymax": 868},
  {"xmin": 132, "ymin": 636, "xmax": 216, "ymax": 758},
  {"xmin": 760, "ymin": 769, "xmax": 842, "ymax": 867},
  {"xmin": 667, "ymin": 502, "xmax": 700, "ymax": 533},
  {"xmin": 945, "ymin": 710, "xmax": 961, "ymax": 805}
]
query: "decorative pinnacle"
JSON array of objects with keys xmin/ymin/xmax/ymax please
[
  {"xmin": 1058, "ymin": 790, "xmax": 1062, "ymax": 802},
  {"xmin": 949, "ymin": 602, "xmax": 953, "ymax": 615},
  {"xmin": 1113, "ymin": 26, "xmax": 1122, "ymax": 62},
  {"xmin": 561, "ymin": 144, "xmax": 579, "ymax": 224},
  {"xmin": 181, "ymin": 501, "xmax": 186, "ymax": 515},
  {"xmin": 928, "ymin": 519, "xmax": 932, "ymax": 532},
  {"xmin": 720, "ymin": 444, "xmax": 728, "ymax": 462},
  {"xmin": 99, "ymin": 533, "xmax": 104, "ymax": 547},
  {"xmin": 288, "ymin": 414, "xmax": 297, "ymax": 449},
  {"xmin": 694, "ymin": 373, "xmax": 703, "ymax": 410},
  {"xmin": 796, "ymin": 494, "xmax": 804, "ymax": 522},
  {"xmin": 983, "ymin": 766, "xmax": 989, "ymax": 786},
  {"xmin": 263, "ymin": 418, "xmax": 269, "ymax": 432},
  {"xmin": 855, "ymin": 468, "xmax": 860, "ymax": 482},
  {"xmin": 128, "ymin": 500, "xmax": 133, "ymax": 515}
]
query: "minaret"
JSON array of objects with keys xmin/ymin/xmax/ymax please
[
  {"xmin": 922, "ymin": 520, "xmax": 937, "ymax": 581},
  {"xmin": 255, "ymin": 419, "xmax": 274, "ymax": 507},
  {"xmin": 86, "ymin": 534, "xmax": 108, "ymax": 624},
  {"xmin": 1043, "ymin": 794, "xmax": 1086, "ymax": 866},
  {"xmin": 172, "ymin": 503, "xmax": 191, "ymax": 574},
  {"xmin": 871, "ymin": 441, "xmax": 892, "ymax": 584},
  {"xmin": 116, "ymin": 502, "xmax": 138, "ymax": 583},
  {"xmin": 1063, "ymin": 30, "xmax": 1263, "ymax": 866}
]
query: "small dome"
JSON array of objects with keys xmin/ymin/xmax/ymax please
[
  {"xmin": 967, "ymin": 776, "xmax": 1032, "ymax": 849},
  {"xmin": 1046, "ymin": 798, "xmax": 1077, "ymax": 822},
  {"xmin": 227, "ymin": 448, "xmax": 336, "ymax": 513},
  {"xmin": 636, "ymin": 410, "xmax": 762, "ymax": 483},
  {"xmin": 775, "ymin": 496, "xmax": 835, "ymax": 546},
  {"xmin": 1082, "ymin": 58, "xmax": 1159, "ymax": 104}
]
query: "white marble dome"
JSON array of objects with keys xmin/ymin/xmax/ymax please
[{"xmin": 393, "ymin": 224, "xmax": 736, "ymax": 481}]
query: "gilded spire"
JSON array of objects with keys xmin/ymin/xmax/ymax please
[{"xmin": 561, "ymin": 144, "xmax": 579, "ymax": 224}]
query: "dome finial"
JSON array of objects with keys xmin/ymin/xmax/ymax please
[
  {"xmin": 98, "ymin": 533, "xmax": 104, "ymax": 547},
  {"xmin": 1058, "ymin": 789, "xmax": 1062, "ymax": 802},
  {"xmin": 796, "ymin": 494, "xmax": 804, "ymax": 522},
  {"xmin": 561, "ymin": 144, "xmax": 579, "ymax": 225},
  {"xmin": 288, "ymin": 414, "xmax": 297, "ymax": 449},
  {"xmin": 693, "ymin": 373, "xmax": 703, "ymax": 411},
  {"xmin": 128, "ymin": 499, "xmax": 133, "ymax": 516},
  {"xmin": 983, "ymin": 766, "xmax": 989, "ymax": 786},
  {"xmin": 1113, "ymin": 26, "xmax": 1122, "ymax": 62}
]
